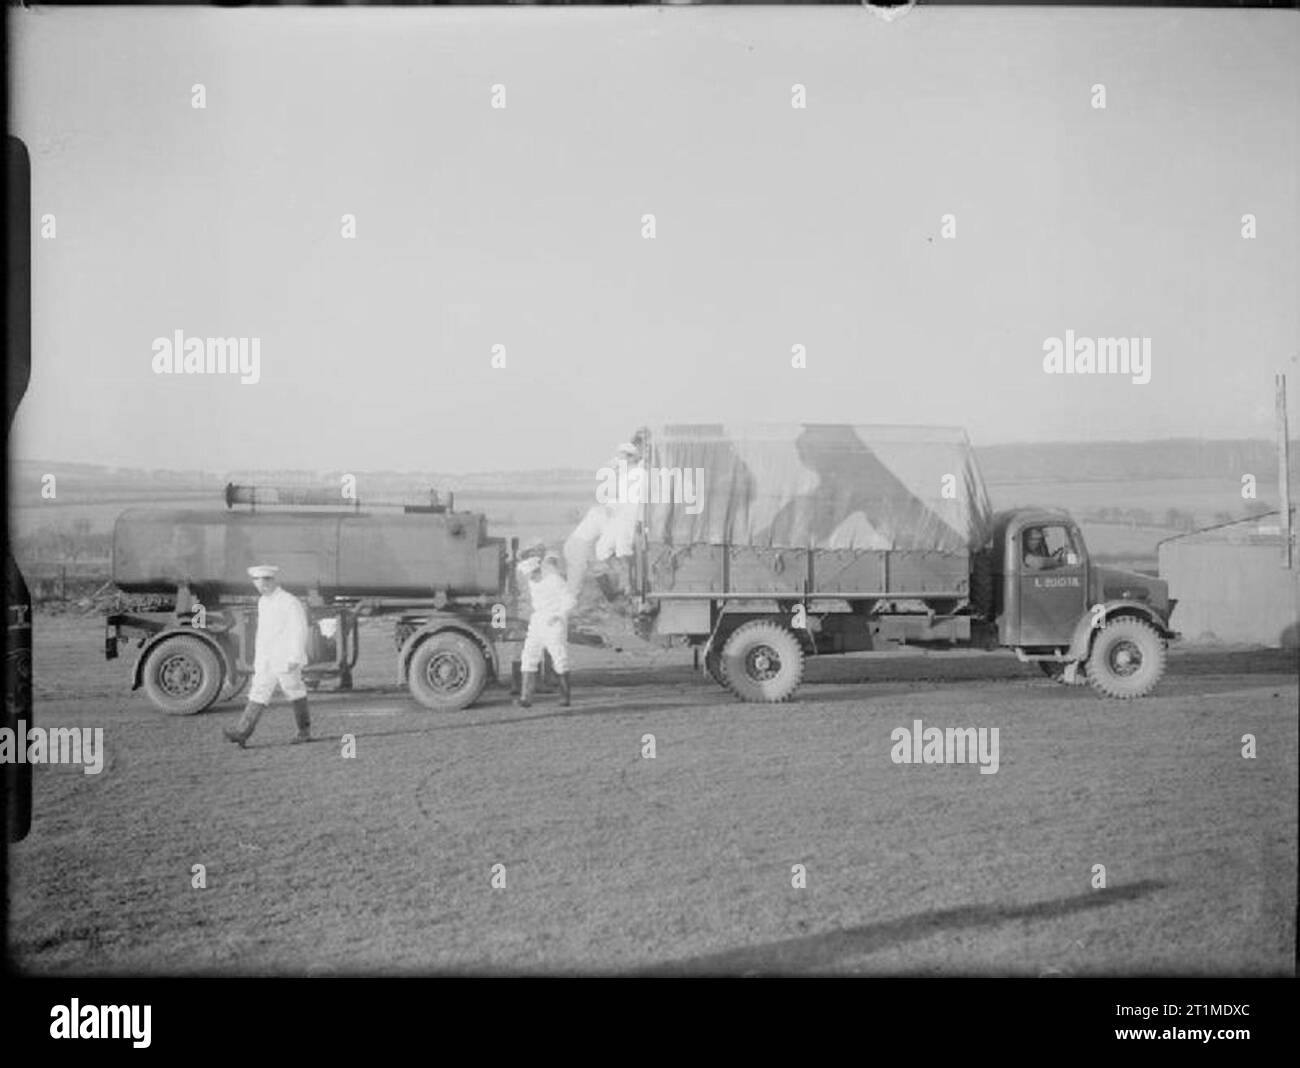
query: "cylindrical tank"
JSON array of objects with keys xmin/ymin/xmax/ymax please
[{"xmin": 113, "ymin": 508, "xmax": 505, "ymax": 598}]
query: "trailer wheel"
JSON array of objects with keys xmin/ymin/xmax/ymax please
[
  {"xmin": 719, "ymin": 621, "xmax": 804, "ymax": 703},
  {"xmin": 141, "ymin": 635, "xmax": 224, "ymax": 715},
  {"xmin": 408, "ymin": 633, "xmax": 488, "ymax": 711},
  {"xmin": 1087, "ymin": 618, "xmax": 1166, "ymax": 699}
]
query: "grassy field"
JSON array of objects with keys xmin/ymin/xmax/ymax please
[{"xmin": 7, "ymin": 614, "xmax": 1296, "ymax": 976}]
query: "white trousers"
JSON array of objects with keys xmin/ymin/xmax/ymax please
[
  {"xmin": 521, "ymin": 618, "xmax": 568, "ymax": 673},
  {"xmin": 248, "ymin": 663, "xmax": 308, "ymax": 704}
]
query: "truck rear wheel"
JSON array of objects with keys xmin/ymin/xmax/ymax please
[
  {"xmin": 1087, "ymin": 618, "xmax": 1166, "ymax": 699},
  {"xmin": 704, "ymin": 647, "xmax": 727, "ymax": 687},
  {"xmin": 408, "ymin": 632, "xmax": 488, "ymax": 711},
  {"xmin": 142, "ymin": 634, "xmax": 224, "ymax": 715},
  {"xmin": 719, "ymin": 621, "xmax": 804, "ymax": 703}
]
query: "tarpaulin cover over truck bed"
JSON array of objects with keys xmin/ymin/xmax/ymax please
[{"xmin": 642, "ymin": 424, "xmax": 994, "ymax": 552}]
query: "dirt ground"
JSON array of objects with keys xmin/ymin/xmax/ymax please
[{"xmin": 7, "ymin": 613, "xmax": 1297, "ymax": 976}]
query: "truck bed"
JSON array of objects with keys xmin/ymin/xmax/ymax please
[{"xmin": 644, "ymin": 542, "xmax": 971, "ymax": 599}]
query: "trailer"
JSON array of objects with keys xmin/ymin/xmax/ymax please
[
  {"xmin": 630, "ymin": 424, "xmax": 1179, "ymax": 700},
  {"xmin": 104, "ymin": 485, "xmax": 525, "ymax": 715}
]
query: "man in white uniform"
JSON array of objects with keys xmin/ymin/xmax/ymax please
[
  {"xmin": 223, "ymin": 564, "xmax": 312, "ymax": 747},
  {"xmin": 598, "ymin": 441, "xmax": 642, "ymax": 562},
  {"xmin": 563, "ymin": 503, "xmax": 611, "ymax": 599},
  {"xmin": 517, "ymin": 554, "xmax": 576, "ymax": 708},
  {"xmin": 564, "ymin": 441, "xmax": 642, "ymax": 599}
]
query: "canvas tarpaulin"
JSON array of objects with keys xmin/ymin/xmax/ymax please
[{"xmin": 642, "ymin": 424, "xmax": 994, "ymax": 552}]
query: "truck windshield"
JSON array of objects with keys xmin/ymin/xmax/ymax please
[{"xmin": 1022, "ymin": 525, "xmax": 1077, "ymax": 570}]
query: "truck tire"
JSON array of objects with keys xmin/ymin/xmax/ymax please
[
  {"xmin": 1086, "ymin": 618, "xmax": 1166, "ymax": 699},
  {"xmin": 719, "ymin": 621, "xmax": 804, "ymax": 703},
  {"xmin": 141, "ymin": 634, "xmax": 224, "ymax": 715},
  {"xmin": 1039, "ymin": 661, "xmax": 1087, "ymax": 686},
  {"xmin": 704, "ymin": 647, "xmax": 727, "ymax": 687},
  {"xmin": 408, "ymin": 632, "xmax": 488, "ymax": 711}
]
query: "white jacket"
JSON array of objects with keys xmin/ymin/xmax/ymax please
[
  {"xmin": 525, "ymin": 572, "xmax": 576, "ymax": 624},
  {"xmin": 255, "ymin": 586, "xmax": 310, "ymax": 672}
]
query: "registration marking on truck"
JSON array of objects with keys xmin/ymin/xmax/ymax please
[{"xmin": 1034, "ymin": 576, "xmax": 1081, "ymax": 588}]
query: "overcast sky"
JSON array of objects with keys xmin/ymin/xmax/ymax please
[{"xmin": 10, "ymin": 5, "xmax": 1298, "ymax": 474}]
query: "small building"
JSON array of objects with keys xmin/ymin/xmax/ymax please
[{"xmin": 1157, "ymin": 514, "xmax": 1299, "ymax": 648}]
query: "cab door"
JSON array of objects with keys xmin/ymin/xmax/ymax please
[{"xmin": 1017, "ymin": 524, "xmax": 1087, "ymax": 645}]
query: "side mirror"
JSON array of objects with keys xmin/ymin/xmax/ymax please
[{"xmin": 1066, "ymin": 552, "xmax": 1079, "ymax": 566}]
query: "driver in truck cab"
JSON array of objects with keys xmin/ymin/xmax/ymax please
[{"xmin": 1022, "ymin": 527, "xmax": 1062, "ymax": 571}]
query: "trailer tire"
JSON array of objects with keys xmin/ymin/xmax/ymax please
[
  {"xmin": 141, "ymin": 635, "xmax": 224, "ymax": 715},
  {"xmin": 1087, "ymin": 617, "xmax": 1166, "ymax": 699},
  {"xmin": 719, "ymin": 621, "xmax": 804, "ymax": 703},
  {"xmin": 408, "ymin": 632, "xmax": 488, "ymax": 711}
]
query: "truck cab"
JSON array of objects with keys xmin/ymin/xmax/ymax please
[{"xmin": 992, "ymin": 509, "xmax": 1178, "ymax": 696}]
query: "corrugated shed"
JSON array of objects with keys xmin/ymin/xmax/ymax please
[{"xmin": 1158, "ymin": 514, "xmax": 1300, "ymax": 647}]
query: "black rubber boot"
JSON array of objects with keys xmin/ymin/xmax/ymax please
[
  {"xmin": 517, "ymin": 670, "xmax": 537, "ymax": 708},
  {"xmin": 557, "ymin": 673, "xmax": 571, "ymax": 708},
  {"xmin": 290, "ymin": 697, "xmax": 311, "ymax": 744},
  {"xmin": 223, "ymin": 701, "xmax": 266, "ymax": 748}
]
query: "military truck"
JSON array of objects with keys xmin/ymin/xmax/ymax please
[{"xmin": 629, "ymin": 424, "xmax": 1178, "ymax": 701}]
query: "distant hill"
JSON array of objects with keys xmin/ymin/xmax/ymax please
[
  {"xmin": 977, "ymin": 439, "xmax": 1300, "ymax": 484},
  {"xmin": 11, "ymin": 439, "xmax": 1299, "ymax": 583},
  {"xmin": 14, "ymin": 438, "xmax": 1300, "ymax": 499}
]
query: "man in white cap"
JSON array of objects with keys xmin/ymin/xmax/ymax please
[
  {"xmin": 516, "ymin": 553, "xmax": 576, "ymax": 708},
  {"xmin": 223, "ymin": 564, "xmax": 312, "ymax": 747}
]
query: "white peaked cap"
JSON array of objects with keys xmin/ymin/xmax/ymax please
[
  {"xmin": 247, "ymin": 564, "xmax": 280, "ymax": 578},
  {"xmin": 518, "ymin": 557, "xmax": 541, "ymax": 576}
]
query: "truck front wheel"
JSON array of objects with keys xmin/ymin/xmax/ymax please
[
  {"xmin": 408, "ymin": 632, "xmax": 488, "ymax": 711},
  {"xmin": 1087, "ymin": 618, "xmax": 1166, "ymax": 699},
  {"xmin": 719, "ymin": 621, "xmax": 804, "ymax": 703},
  {"xmin": 141, "ymin": 634, "xmax": 224, "ymax": 715}
]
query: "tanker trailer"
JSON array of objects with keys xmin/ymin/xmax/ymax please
[{"xmin": 104, "ymin": 486, "xmax": 519, "ymax": 714}]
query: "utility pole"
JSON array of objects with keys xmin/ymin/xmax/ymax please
[{"xmin": 1278, "ymin": 372, "xmax": 1292, "ymax": 569}]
